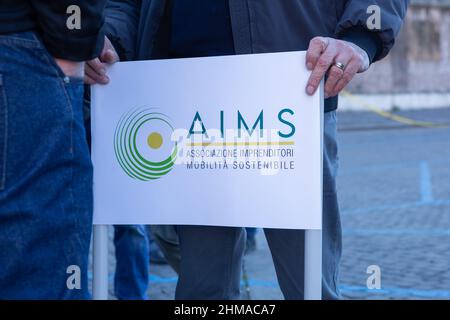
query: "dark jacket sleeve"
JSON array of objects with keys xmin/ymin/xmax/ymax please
[
  {"xmin": 104, "ymin": 0, "xmax": 140, "ymax": 61},
  {"xmin": 29, "ymin": 1, "xmax": 106, "ymax": 61},
  {"xmin": 335, "ymin": 0, "xmax": 408, "ymax": 62}
]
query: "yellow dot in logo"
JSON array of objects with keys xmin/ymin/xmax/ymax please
[{"xmin": 147, "ymin": 132, "xmax": 163, "ymax": 149}]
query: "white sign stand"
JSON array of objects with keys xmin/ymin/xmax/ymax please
[
  {"xmin": 92, "ymin": 225, "xmax": 109, "ymax": 300},
  {"xmin": 304, "ymin": 93, "xmax": 323, "ymax": 300},
  {"xmin": 304, "ymin": 230, "xmax": 322, "ymax": 299},
  {"xmin": 91, "ymin": 54, "xmax": 324, "ymax": 300}
]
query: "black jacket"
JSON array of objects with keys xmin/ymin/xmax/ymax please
[
  {"xmin": 105, "ymin": 0, "xmax": 407, "ymax": 61},
  {"xmin": 104, "ymin": 0, "xmax": 408, "ymax": 112},
  {"xmin": 0, "ymin": 0, "xmax": 106, "ymax": 61}
]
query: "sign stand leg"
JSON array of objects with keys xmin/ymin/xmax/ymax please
[
  {"xmin": 304, "ymin": 80, "xmax": 324, "ymax": 300},
  {"xmin": 304, "ymin": 229, "xmax": 322, "ymax": 300},
  {"xmin": 92, "ymin": 225, "xmax": 109, "ymax": 300}
]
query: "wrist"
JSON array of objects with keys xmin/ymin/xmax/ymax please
[
  {"xmin": 347, "ymin": 42, "xmax": 370, "ymax": 72},
  {"xmin": 339, "ymin": 26, "xmax": 382, "ymax": 65},
  {"xmin": 54, "ymin": 59, "xmax": 85, "ymax": 78}
]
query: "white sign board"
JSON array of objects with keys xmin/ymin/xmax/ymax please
[{"xmin": 91, "ymin": 51, "xmax": 323, "ymax": 229}]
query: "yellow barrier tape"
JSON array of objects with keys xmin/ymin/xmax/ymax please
[{"xmin": 341, "ymin": 91, "xmax": 448, "ymax": 128}]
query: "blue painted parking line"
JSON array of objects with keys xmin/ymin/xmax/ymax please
[
  {"xmin": 420, "ymin": 161, "xmax": 434, "ymax": 203},
  {"xmin": 340, "ymin": 285, "xmax": 450, "ymax": 299},
  {"xmin": 149, "ymin": 274, "xmax": 178, "ymax": 283},
  {"xmin": 339, "ymin": 133, "xmax": 450, "ymax": 150},
  {"xmin": 339, "ymin": 157, "xmax": 450, "ymax": 176},
  {"xmin": 341, "ymin": 199, "xmax": 450, "ymax": 215},
  {"xmin": 343, "ymin": 228, "xmax": 450, "ymax": 237},
  {"xmin": 146, "ymin": 274, "xmax": 450, "ymax": 299}
]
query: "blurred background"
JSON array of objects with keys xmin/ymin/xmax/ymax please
[
  {"xmin": 342, "ymin": 0, "xmax": 450, "ymax": 112},
  {"xmin": 90, "ymin": 0, "xmax": 450, "ymax": 300}
]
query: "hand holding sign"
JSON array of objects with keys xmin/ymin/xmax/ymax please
[{"xmin": 305, "ymin": 37, "xmax": 370, "ymax": 98}]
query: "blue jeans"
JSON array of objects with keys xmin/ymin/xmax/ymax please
[
  {"xmin": 113, "ymin": 225, "xmax": 149, "ymax": 300},
  {"xmin": 246, "ymin": 228, "xmax": 257, "ymax": 240},
  {"xmin": 176, "ymin": 111, "xmax": 341, "ymax": 300},
  {"xmin": 0, "ymin": 32, "xmax": 92, "ymax": 299}
]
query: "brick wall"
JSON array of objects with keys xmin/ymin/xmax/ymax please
[{"xmin": 347, "ymin": 3, "xmax": 450, "ymax": 94}]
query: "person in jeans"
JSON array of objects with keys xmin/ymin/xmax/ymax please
[
  {"xmin": 113, "ymin": 225, "xmax": 150, "ymax": 299},
  {"xmin": 87, "ymin": 0, "xmax": 408, "ymax": 299},
  {"xmin": 113, "ymin": 226, "xmax": 167, "ymax": 299},
  {"xmin": 0, "ymin": 1, "xmax": 105, "ymax": 299}
]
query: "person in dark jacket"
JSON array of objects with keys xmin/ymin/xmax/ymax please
[
  {"xmin": 0, "ymin": 1, "xmax": 105, "ymax": 299},
  {"xmin": 86, "ymin": 0, "xmax": 408, "ymax": 299}
]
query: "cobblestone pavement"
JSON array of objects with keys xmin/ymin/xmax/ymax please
[{"xmin": 90, "ymin": 108, "xmax": 450, "ymax": 300}]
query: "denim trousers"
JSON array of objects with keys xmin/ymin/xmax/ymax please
[
  {"xmin": 0, "ymin": 32, "xmax": 92, "ymax": 299},
  {"xmin": 113, "ymin": 225, "xmax": 150, "ymax": 300},
  {"xmin": 175, "ymin": 111, "xmax": 342, "ymax": 300}
]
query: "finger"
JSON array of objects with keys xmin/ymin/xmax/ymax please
[
  {"xmin": 305, "ymin": 37, "xmax": 329, "ymax": 71},
  {"xmin": 306, "ymin": 45, "xmax": 337, "ymax": 95},
  {"xmin": 86, "ymin": 63, "xmax": 109, "ymax": 84},
  {"xmin": 85, "ymin": 63, "xmax": 104, "ymax": 81},
  {"xmin": 324, "ymin": 66, "xmax": 343, "ymax": 99},
  {"xmin": 331, "ymin": 58, "xmax": 360, "ymax": 96},
  {"xmin": 84, "ymin": 74, "xmax": 97, "ymax": 85},
  {"xmin": 324, "ymin": 53, "xmax": 352, "ymax": 98},
  {"xmin": 101, "ymin": 49, "xmax": 119, "ymax": 64},
  {"xmin": 87, "ymin": 58, "xmax": 106, "ymax": 76}
]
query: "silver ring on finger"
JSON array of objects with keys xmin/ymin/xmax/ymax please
[{"xmin": 333, "ymin": 62, "xmax": 346, "ymax": 72}]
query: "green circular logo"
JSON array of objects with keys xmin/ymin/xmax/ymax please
[{"xmin": 114, "ymin": 108, "xmax": 178, "ymax": 181}]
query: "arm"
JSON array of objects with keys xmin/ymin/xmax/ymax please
[
  {"xmin": 104, "ymin": 0, "xmax": 140, "ymax": 61},
  {"xmin": 306, "ymin": 0, "xmax": 408, "ymax": 98},
  {"xmin": 336, "ymin": 0, "xmax": 408, "ymax": 62},
  {"xmin": 29, "ymin": 0, "xmax": 106, "ymax": 61},
  {"xmin": 85, "ymin": 0, "xmax": 140, "ymax": 84}
]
